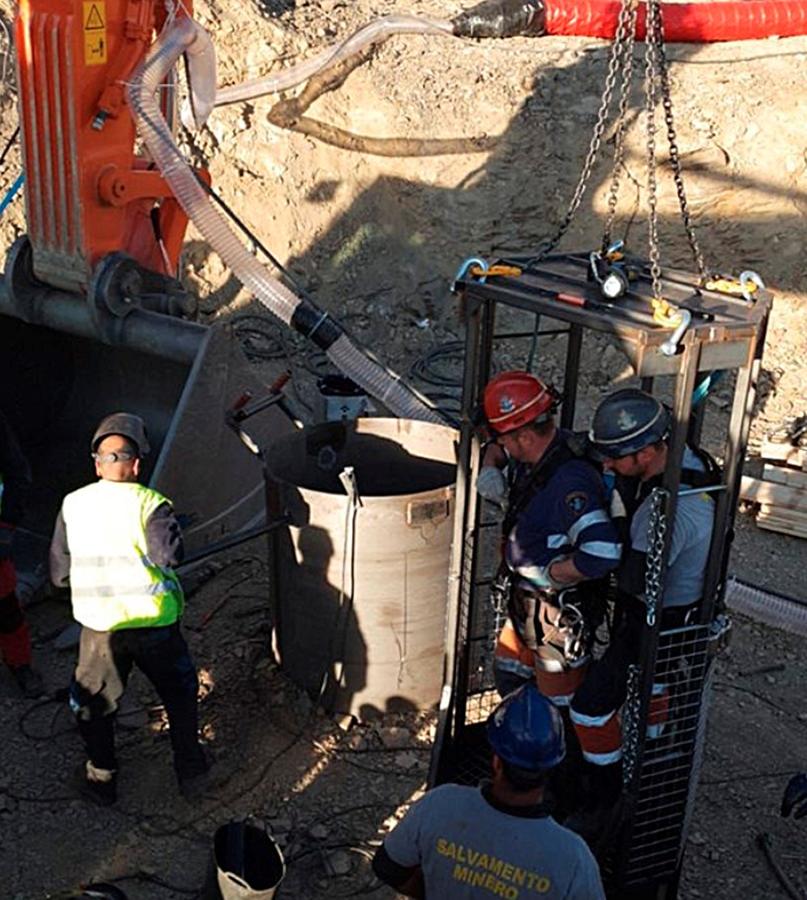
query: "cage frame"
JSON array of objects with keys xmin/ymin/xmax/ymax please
[{"xmin": 429, "ymin": 250, "xmax": 771, "ymax": 899}]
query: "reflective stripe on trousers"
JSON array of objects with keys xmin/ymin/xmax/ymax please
[
  {"xmin": 570, "ymin": 707, "xmax": 623, "ymax": 765},
  {"xmin": 495, "ymin": 620, "xmax": 588, "ymax": 707}
]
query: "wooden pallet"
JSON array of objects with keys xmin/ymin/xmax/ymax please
[
  {"xmin": 739, "ymin": 440, "xmax": 807, "ymax": 538},
  {"xmin": 759, "ymin": 439, "xmax": 806, "ymax": 471}
]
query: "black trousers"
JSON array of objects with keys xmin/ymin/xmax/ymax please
[
  {"xmin": 70, "ymin": 622, "xmax": 207, "ymax": 781},
  {"xmin": 572, "ymin": 599, "xmax": 698, "ymax": 729}
]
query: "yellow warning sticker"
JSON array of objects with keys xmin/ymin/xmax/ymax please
[
  {"xmin": 83, "ymin": 2, "xmax": 107, "ymax": 66},
  {"xmin": 83, "ymin": 2, "xmax": 105, "ymax": 29}
]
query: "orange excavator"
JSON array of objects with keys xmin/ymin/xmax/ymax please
[{"xmin": 0, "ymin": 0, "xmax": 289, "ymax": 563}]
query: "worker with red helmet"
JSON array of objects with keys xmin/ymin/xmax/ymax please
[
  {"xmin": 478, "ymin": 371, "xmax": 622, "ymax": 709},
  {"xmin": 372, "ymin": 683, "xmax": 605, "ymax": 899},
  {"xmin": 0, "ymin": 409, "xmax": 44, "ymax": 697}
]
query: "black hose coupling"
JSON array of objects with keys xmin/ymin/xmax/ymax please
[
  {"xmin": 290, "ymin": 303, "xmax": 344, "ymax": 351},
  {"xmin": 452, "ymin": 0, "xmax": 546, "ymax": 38}
]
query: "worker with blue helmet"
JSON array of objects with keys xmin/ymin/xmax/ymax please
[{"xmin": 372, "ymin": 683, "xmax": 605, "ymax": 899}]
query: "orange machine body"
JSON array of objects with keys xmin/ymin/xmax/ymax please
[{"xmin": 14, "ymin": 0, "xmax": 192, "ymax": 292}]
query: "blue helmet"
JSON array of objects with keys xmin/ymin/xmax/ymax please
[
  {"xmin": 487, "ymin": 683, "xmax": 566, "ymax": 770},
  {"xmin": 588, "ymin": 388, "xmax": 670, "ymax": 460}
]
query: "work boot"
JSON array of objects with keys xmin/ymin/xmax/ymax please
[
  {"xmin": 74, "ymin": 762, "xmax": 117, "ymax": 807},
  {"xmin": 178, "ymin": 749, "xmax": 214, "ymax": 801},
  {"xmin": 565, "ymin": 796, "xmax": 624, "ymax": 856},
  {"xmin": 10, "ymin": 664, "xmax": 45, "ymax": 699}
]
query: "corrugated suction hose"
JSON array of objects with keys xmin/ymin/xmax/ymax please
[{"xmin": 128, "ymin": 14, "xmax": 444, "ymax": 425}]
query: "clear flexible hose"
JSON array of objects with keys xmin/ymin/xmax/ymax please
[
  {"xmin": 128, "ymin": 15, "xmax": 442, "ymax": 423},
  {"xmin": 214, "ymin": 15, "xmax": 454, "ymax": 107}
]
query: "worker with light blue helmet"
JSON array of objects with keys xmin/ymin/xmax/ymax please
[{"xmin": 373, "ymin": 683, "xmax": 605, "ymax": 899}]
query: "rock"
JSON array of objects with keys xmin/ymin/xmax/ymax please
[
  {"xmin": 271, "ymin": 816, "xmax": 292, "ymax": 834},
  {"xmin": 394, "ymin": 751, "xmax": 419, "ymax": 769},
  {"xmin": 308, "ymin": 823, "xmax": 329, "ymax": 840},
  {"xmin": 378, "ymin": 726, "xmax": 411, "ymax": 749},
  {"xmin": 325, "ymin": 850, "xmax": 352, "ymax": 876}
]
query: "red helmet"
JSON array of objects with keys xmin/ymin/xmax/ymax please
[{"xmin": 483, "ymin": 371, "xmax": 557, "ymax": 435}]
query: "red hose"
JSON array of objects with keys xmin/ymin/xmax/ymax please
[{"xmin": 544, "ymin": 0, "xmax": 807, "ymax": 40}]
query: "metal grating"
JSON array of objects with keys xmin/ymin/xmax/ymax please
[
  {"xmin": 617, "ymin": 623, "xmax": 714, "ymax": 886},
  {"xmin": 464, "ymin": 507, "xmax": 505, "ymax": 708}
]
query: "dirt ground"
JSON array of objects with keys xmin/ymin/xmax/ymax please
[{"xmin": 1, "ymin": 0, "xmax": 807, "ymax": 897}]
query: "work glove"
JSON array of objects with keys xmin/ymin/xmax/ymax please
[
  {"xmin": 781, "ymin": 772, "xmax": 807, "ymax": 819},
  {"xmin": 477, "ymin": 466, "xmax": 508, "ymax": 509},
  {"xmin": 520, "ymin": 555, "xmax": 570, "ymax": 592},
  {"xmin": 0, "ymin": 523, "xmax": 14, "ymax": 561}
]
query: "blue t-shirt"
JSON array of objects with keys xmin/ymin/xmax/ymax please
[
  {"xmin": 506, "ymin": 434, "xmax": 622, "ymax": 587},
  {"xmin": 383, "ymin": 783, "xmax": 605, "ymax": 900}
]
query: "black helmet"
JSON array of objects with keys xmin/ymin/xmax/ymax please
[
  {"xmin": 589, "ymin": 389, "xmax": 669, "ymax": 459},
  {"xmin": 91, "ymin": 413, "xmax": 150, "ymax": 457}
]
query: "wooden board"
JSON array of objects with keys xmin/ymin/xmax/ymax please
[
  {"xmin": 756, "ymin": 515, "xmax": 807, "ymax": 539},
  {"xmin": 762, "ymin": 464, "xmax": 807, "ymax": 490},
  {"xmin": 739, "ymin": 476, "xmax": 807, "ymax": 512},
  {"xmin": 759, "ymin": 504, "xmax": 807, "ymax": 526},
  {"xmin": 759, "ymin": 440, "xmax": 806, "ymax": 469}
]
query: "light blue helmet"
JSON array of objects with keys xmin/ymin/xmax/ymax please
[
  {"xmin": 487, "ymin": 683, "xmax": 565, "ymax": 770},
  {"xmin": 588, "ymin": 388, "xmax": 670, "ymax": 460}
]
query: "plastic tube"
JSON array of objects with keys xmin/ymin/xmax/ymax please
[
  {"xmin": 181, "ymin": 17, "xmax": 217, "ymax": 130},
  {"xmin": 128, "ymin": 14, "xmax": 442, "ymax": 425},
  {"xmin": 214, "ymin": 15, "xmax": 454, "ymax": 108},
  {"xmin": 725, "ymin": 577, "xmax": 807, "ymax": 638}
]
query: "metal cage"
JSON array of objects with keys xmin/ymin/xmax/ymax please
[{"xmin": 429, "ymin": 251, "xmax": 771, "ymax": 898}]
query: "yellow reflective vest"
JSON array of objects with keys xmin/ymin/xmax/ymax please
[{"xmin": 62, "ymin": 480, "xmax": 184, "ymax": 631}]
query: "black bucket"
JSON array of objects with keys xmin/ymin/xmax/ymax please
[{"xmin": 203, "ymin": 820, "xmax": 286, "ymax": 900}]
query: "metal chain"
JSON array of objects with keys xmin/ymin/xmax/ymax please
[
  {"xmin": 601, "ymin": 3, "xmax": 639, "ymax": 252},
  {"xmin": 530, "ymin": 0, "xmax": 638, "ymax": 262},
  {"xmin": 643, "ymin": 0, "xmax": 664, "ymax": 303},
  {"xmin": 644, "ymin": 486, "xmax": 668, "ymax": 627},
  {"xmin": 653, "ymin": 9, "xmax": 707, "ymax": 278},
  {"xmin": 622, "ymin": 663, "xmax": 642, "ymax": 786}
]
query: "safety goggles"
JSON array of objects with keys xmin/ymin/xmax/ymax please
[{"xmin": 92, "ymin": 450, "xmax": 137, "ymax": 463}]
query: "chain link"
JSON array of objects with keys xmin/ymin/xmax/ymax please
[
  {"xmin": 644, "ymin": 0, "xmax": 664, "ymax": 303},
  {"xmin": 653, "ymin": 6, "xmax": 707, "ymax": 278},
  {"xmin": 644, "ymin": 486, "xmax": 668, "ymax": 627},
  {"xmin": 602, "ymin": 3, "xmax": 639, "ymax": 252},
  {"xmin": 622, "ymin": 662, "xmax": 642, "ymax": 786},
  {"xmin": 531, "ymin": 0, "xmax": 709, "ymax": 287},
  {"xmin": 530, "ymin": 0, "xmax": 638, "ymax": 263}
]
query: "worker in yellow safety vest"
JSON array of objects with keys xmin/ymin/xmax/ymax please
[{"xmin": 49, "ymin": 413, "xmax": 209, "ymax": 805}]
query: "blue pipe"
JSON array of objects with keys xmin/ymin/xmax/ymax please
[{"xmin": 0, "ymin": 173, "xmax": 24, "ymax": 218}]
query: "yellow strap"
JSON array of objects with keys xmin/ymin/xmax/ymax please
[
  {"xmin": 704, "ymin": 277, "xmax": 757, "ymax": 296},
  {"xmin": 468, "ymin": 264, "xmax": 522, "ymax": 279},
  {"xmin": 651, "ymin": 296, "xmax": 682, "ymax": 328}
]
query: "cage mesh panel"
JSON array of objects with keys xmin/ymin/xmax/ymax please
[{"xmin": 620, "ymin": 624, "xmax": 713, "ymax": 885}]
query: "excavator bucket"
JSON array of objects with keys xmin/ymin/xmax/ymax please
[
  {"xmin": 0, "ymin": 0, "xmax": 292, "ymax": 578},
  {"xmin": 0, "ymin": 275, "xmax": 291, "ymax": 574}
]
